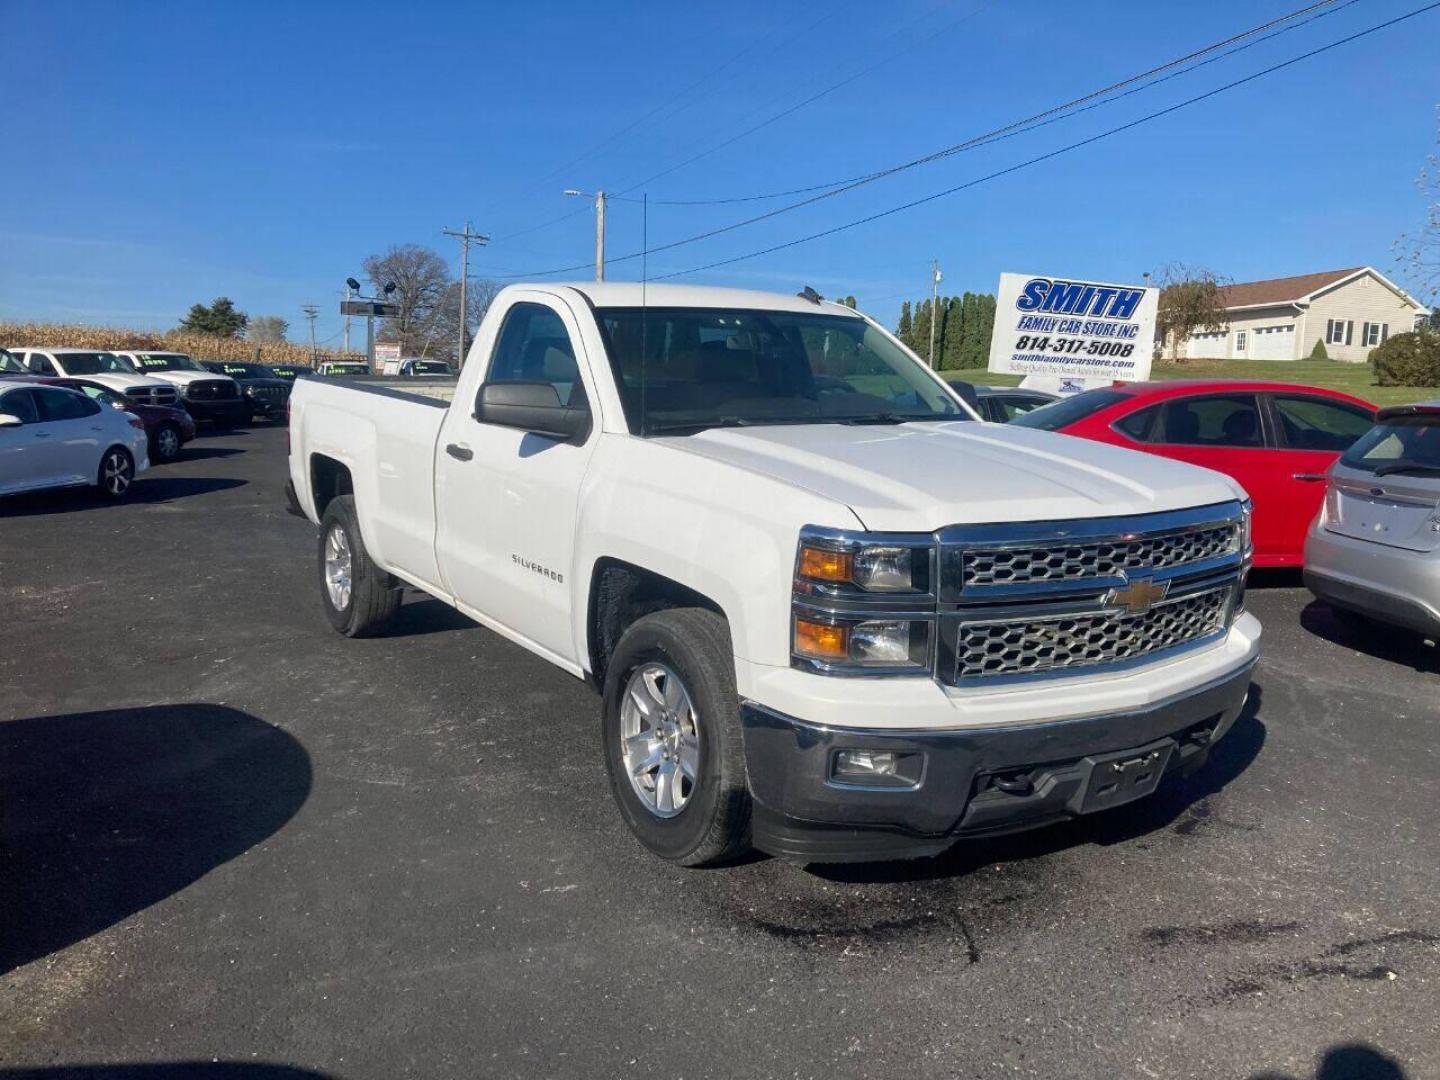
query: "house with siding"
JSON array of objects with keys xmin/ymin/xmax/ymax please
[{"xmin": 1173, "ymin": 267, "xmax": 1429, "ymax": 362}]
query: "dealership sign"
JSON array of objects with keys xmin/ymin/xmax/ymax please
[{"xmin": 987, "ymin": 272, "xmax": 1157, "ymax": 387}]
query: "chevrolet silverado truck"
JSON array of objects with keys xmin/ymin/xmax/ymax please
[{"xmin": 286, "ymin": 283, "xmax": 1260, "ymax": 865}]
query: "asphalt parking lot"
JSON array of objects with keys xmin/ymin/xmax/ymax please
[{"xmin": 2, "ymin": 425, "xmax": 1438, "ymax": 1080}]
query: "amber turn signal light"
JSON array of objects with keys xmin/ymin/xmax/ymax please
[
  {"xmin": 798, "ymin": 546, "xmax": 853, "ymax": 583},
  {"xmin": 794, "ymin": 618, "xmax": 849, "ymax": 660}
]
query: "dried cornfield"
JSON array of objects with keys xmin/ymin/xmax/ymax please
[{"xmin": 0, "ymin": 322, "xmax": 364, "ymax": 367}]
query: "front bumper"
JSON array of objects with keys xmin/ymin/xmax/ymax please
[
  {"xmin": 741, "ymin": 659, "xmax": 1255, "ymax": 863},
  {"xmin": 1304, "ymin": 521, "xmax": 1440, "ymax": 637},
  {"xmin": 183, "ymin": 398, "xmax": 248, "ymax": 424}
]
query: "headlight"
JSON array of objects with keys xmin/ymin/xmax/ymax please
[
  {"xmin": 796, "ymin": 539, "xmax": 928, "ymax": 594},
  {"xmin": 244, "ymin": 385, "xmax": 255, "ymax": 396},
  {"xmin": 792, "ymin": 528, "xmax": 935, "ymax": 675},
  {"xmin": 793, "ymin": 614, "xmax": 931, "ymax": 670}
]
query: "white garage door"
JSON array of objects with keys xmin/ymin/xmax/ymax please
[
  {"xmin": 1187, "ymin": 331, "xmax": 1227, "ymax": 359},
  {"xmin": 1251, "ymin": 324, "xmax": 1295, "ymax": 360}
]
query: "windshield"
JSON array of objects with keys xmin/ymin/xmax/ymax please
[
  {"xmin": 57, "ymin": 352, "xmax": 132, "ymax": 375},
  {"xmin": 1010, "ymin": 388, "xmax": 1132, "ymax": 431},
  {"xmin": 215, "ymin": 362, "xmax": 275, "ymax": 379},
  {"xmin": 595, "ymin": 307, "xmax": 967, "ymax": 434},
  {"xmin": 70, "ymin": 382, "xmax": 127, "ymax": 407},
  {"xmin": 0, "ymin": 350, "xmax": 21, "ymax": 373},
  {"xmin": 131, "ymin": 352, "xmax": 203, "ymax": 372},
  {"xmin": 1340, "ymin": 414, "xmax": 1440, "ymax": 474}
]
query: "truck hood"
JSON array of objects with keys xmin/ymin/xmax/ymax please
[
  {"xmin": 142, "ymin": 370, "xmax": 237, "ymax": 387},
  {"xmin": 663, "ymin": 421, "xmax": 1244, "ymax": 531},
  {"xmin": 72, "ymin": 372, "xmax": 173, "ymax": 393}
]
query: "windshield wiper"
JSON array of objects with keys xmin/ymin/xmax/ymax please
[{"xmin": 1372, "ymin": 461, "xmax": 1440, "ymax": 477}]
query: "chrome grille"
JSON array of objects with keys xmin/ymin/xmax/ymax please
[
  {"xmin": 962, "ymin": 522, "xmax": 1239, "ymax": 588},
  {"xmin": 255, "ymin": 385, "xmax": 288, "ymax": 399},
  {"xmin": 125, "ymin": 386, "xmax": 179, "ymax": 406},
  {"xmin": 954, "ymin": 586, "xmax": 1230, "ymax": 681}
]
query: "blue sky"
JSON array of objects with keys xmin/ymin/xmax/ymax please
[{"xmin": 2, "ymin": 0, "xmax": 1437, "ymax": 344}]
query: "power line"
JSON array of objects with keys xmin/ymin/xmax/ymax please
[
  {"xmin": 650, "ymin": 1, "xmax": 1440, "ymax": 282},
  {"xmin": 495, "ymin": 0, "xmax": 1360, "ymax": 279},
  {"xmin": 609, "ymin": 0, "xmax": 987, "ymax": 199},
  {"xmin": 645, "ymin": 0, "xmax": 1358, "ymax": 207}
]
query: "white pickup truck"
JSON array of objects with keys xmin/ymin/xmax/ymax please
[{"xmin": 287, "ymin": 283, "xmax": 1260, "ymax": 865}]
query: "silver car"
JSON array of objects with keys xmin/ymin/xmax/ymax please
[{"xmin": 1304, "ymin": 401, "xmax": 1440, "ymax": 639}]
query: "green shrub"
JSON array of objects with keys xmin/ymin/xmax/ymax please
[
  {"xmin": 1309, "ymin": 338, "xmax": 1328, "ymax": 360},
  {"xmin": 1370, "ymin": 330, "xmax": 1440, "ymax": 387}
]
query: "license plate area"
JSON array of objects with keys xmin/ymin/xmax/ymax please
[{"xmin": 1075, "ymin": 738, "xmax": 1175, "ymax": 814}]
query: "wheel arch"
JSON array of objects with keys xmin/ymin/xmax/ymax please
[
  {"xmin": 309, "ymin": 453, "xmax": 354, "ymax": 519},
  {"xmin": 587, "ymin": 558, "xmax": 728, "ymax": 688}
]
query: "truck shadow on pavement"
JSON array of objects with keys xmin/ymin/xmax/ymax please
[
  {"xmin": 1299, "ymin": 600, "xmax": 1439, "ymax": 673},
  {"xmin": 813, "ymin": 682, "xmax": 1268, "ymax": 886},
  {"xmin": 0, "ymin": 705, "xmax": 311, "ymax": 975},
  {"xmin": 1252, "ymin": 1041, "xmax": 1408, "ymax": 1079},
  {"xmin": 0, "ymin": 478, "xmax": 247, "ymax": 517},
  {"xmin": 0, "ymin": 1067, "xmax": 338, "ymax": 1080}
]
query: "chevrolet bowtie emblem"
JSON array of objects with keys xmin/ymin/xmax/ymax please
[{"xmin": 1106, "ymin": 575, "xmax": 1169, "ymax": 616}]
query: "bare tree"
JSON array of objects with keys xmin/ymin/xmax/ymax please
[
  {"xmin": 1155, "ymin": 263, "xmax": 1230, "ymax": 361},
  {"xmin": 1395, "ymin": 105, "xmax": 1439, "ymax": 316},
  {"xmin": 248, "ymin": 315, "xmax": 290, "ymax": 343},
  {"xmin": 362, "ymin": 244, "xmax": 451, "ymax": 354},
  {"xmin": 423, "ymin": 278, "xmax": 502, "ymax": 363}
]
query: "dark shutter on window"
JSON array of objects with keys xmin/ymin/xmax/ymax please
[
  {"xmin": 1326, "ymin": 319, "xmax": 1335, "ymax": 343},
  {"xmin": 1381, "ymin": 324, "xmax": 1389, "ymax": 342},
  {"xmin": 1345, "ymin": 320, "xmax": 1353, "ymax": 346}
]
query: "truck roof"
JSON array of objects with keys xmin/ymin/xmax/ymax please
[{"xmin": 540, "ymin": 282, "xmax": 863, "ymax": 316}]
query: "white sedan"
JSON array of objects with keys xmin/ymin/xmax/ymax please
[{"xmin": 0, "ymin": 380, "xmax": 150, "ymax": 499}]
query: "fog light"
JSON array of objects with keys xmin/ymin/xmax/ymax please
[{"xmin": 831, "ymin": 748, "xmax": 924, "ymax": 788}]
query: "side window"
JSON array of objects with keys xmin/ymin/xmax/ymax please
[
  {"xmin": 1156, "ymin": 395, "xmax": 1263, "ymax": 448},
  {"xmin": 1114, "ymin": 404, "xmax": 1160, "ymax": 442},
  {"xmin": 28, "ymin": 353, "xmax": 58, "ymax": 376},
  {"xmin": 34, "ymin": 388, "xmax": 101, "ymax": 421},
  {"xmin": 486, "ymin": 302, "xmax": 584, "ymax": 407},
  {"xmin": 0, "ymin": 389, "xmax": 40, "ymax": 423},
  {"xmin": 1271, "ymin": 395, "xmax": 1374, "ymax": 452},
  {"xmin": 1001, "ymin": 396, "xmax": 1049, "ymax": 420}
]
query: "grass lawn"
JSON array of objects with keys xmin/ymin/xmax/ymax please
[{"xmin": 973, "ymin": 358, "xmax": 1436, "ymax": 407}]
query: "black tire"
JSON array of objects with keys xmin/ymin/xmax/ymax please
[
  {"xmin": 601, "ymin": 608, "xmax": 751, "ymax": 866},
  {"xmin": 96, "ymin": 446, "xmax": 135, "ymax": 500},
  {"xmin": 151, "ymin": 423, "xmax": 183, "ymax": 462},
  {"xmin": 317, "ymin": 494, "xmax": 401, "ymax": 637}
]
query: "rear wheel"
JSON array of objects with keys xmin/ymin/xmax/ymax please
[
  {"xmin": 318, "ymin": 494, "xmax": 401, "ymax": 637},
  {"xmin": 96, "ymin": 447, "xmax": 135, "ymax": 499},
  {"xmin": 152, "ymin": 423, "xmax": 182, "ymax": 462},
  {"xmin": 601, "ymin": 608, "xmax": 750, "ymax": 866}
]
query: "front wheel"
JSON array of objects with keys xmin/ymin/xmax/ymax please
[
  {"xmin": 601, "ymin": 608, "xmax": 751, "ymax": 866},
  {"xmin": 317, "ymin": 494, "xmax": 401, "ymax": 637},
  {"xmin": 96, "ymin": 446, "xmax": 135, "ymax": 499},
  {"xmin": 152, "ymin": 423, "xmax": 182, "ymax": 462}
]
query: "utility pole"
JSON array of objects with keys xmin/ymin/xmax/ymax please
[
  {"xmin": 442, "ymin": 221, "xmax": 490, "ymax": 367},
  {"xmin": 563, "ymin": 190, "xmax": 607, "ymax": 281},
  {"xmin": 301, "ymin": 304, "xmax": 319, "ymax": 362},
  {"xmin": 928, "ymin": 259, "xmax": 943, "ymax": 367}
]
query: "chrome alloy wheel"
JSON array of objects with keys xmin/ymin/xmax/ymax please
[
  {"xmin": 324, "ymin": 524, "xmax": 353, "ymax": 611},
  {"xmin": 102, "ymin": 450, "xmax": 133, "ymax": 496},
  {"xmin": 619, "ymin": 662, "xmax": 700, "ymax": 818}
]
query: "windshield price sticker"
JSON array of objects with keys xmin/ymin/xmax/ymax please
[{"xmin": 988, "ymin": 272, "xmax": 1157, "ymax": 384}]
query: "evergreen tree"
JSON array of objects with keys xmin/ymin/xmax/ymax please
[
  {"xmin": 973, "ymin": 294, "xmax": 997, "ymax": 368},
  {"xmin": 912, "ymin": 299, "xmax": 933, "ymax": 362},
  {"xmin": 898, "ymin": 300, "xmax": 912, "ymax": 344},
  {"xmin": 940, "ymin": 295, "xmax": 966, "ymax": 369}
]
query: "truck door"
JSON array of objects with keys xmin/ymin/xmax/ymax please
[{"xmin": 433, "ymin": 295, "xmax": 599, "ymax": 667}]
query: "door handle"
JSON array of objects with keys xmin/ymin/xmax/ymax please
[
  {"xmin": 445, "ymin": 443, "xmax": 473, "ymax": 461},
  {"xmin": 34, "ymin": 432, "xmax": 51, "ymax": 439},
  {"xmin": 1292, "ymin": 473, "xmax": 1327, "ymax": 482}
]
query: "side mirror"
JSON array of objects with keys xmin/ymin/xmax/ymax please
[
  {"xmin": 0, "ymin": 413, "xmax": 23, "ymax": 428},
  {"xmin": 946, "ymin": 379, "xmax": 981, "ymax": 412},
  {"xmin": 474, "ymin": 381, "xmax": 590, "ymax": 443}
]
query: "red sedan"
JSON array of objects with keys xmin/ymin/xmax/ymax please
[{"xmin": 1013, "ymin": 380, "xmax": 1377, "ymax": 567}]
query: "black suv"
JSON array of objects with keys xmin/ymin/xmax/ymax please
[{"xmin": 202, "ymin": 362, "xmax": 292, "ymax": 423}]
